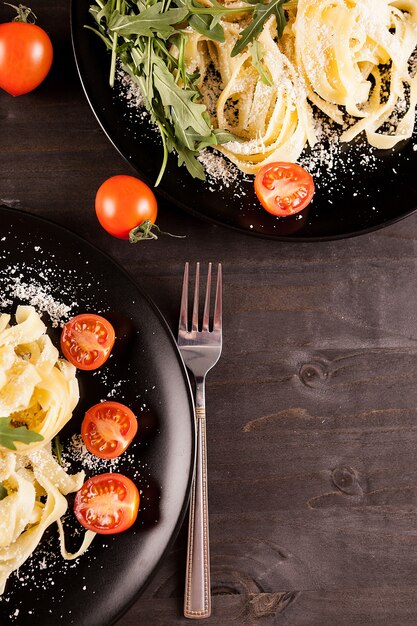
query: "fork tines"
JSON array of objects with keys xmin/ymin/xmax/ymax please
[{"xmin": 179, "ymin": 262, "xmax": 222, "ymax": 334}]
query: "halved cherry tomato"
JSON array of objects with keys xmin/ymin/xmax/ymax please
[
  {"xmin": 95, "ymin": 175, "xmax": 158, "ymax": 240},
  {"xmin": 254, "ymin": 162, "xmax": 315, "ymax": 217},
  {"xmin": 60, "ymin": 314, "xmax": 115, "ymax": 371},
  {"xmin": 0, "ymin": 6, "xmax": 53, "ymax": 97},
  {"xmin": 81, "ymin": 401, "xmax": 138, "ymax": 459},
  {"xmin": 74, "ymin": 473, "xmax": 140, "ymax": 535}
]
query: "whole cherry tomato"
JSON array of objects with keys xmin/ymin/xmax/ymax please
[
  {"xmin": 0, "ymin": 5, "xmax": 53, "ymax": 96},
  {"xmin": 95, "ymin": 175, "xmax": 158, "ymax": 241}
]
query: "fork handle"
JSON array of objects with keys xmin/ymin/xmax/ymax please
[{"xmin": 184, "ymin": 382, "xmax": 211, "ymax": 619}]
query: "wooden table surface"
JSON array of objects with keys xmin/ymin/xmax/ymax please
[{"xmin": 2, "ymin": 2, "xmax": 417, "ymax": 625}]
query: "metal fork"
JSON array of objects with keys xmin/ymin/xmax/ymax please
[{"xmin": 178, "ymin": 262, "xmax": 222, "ymax": 619}]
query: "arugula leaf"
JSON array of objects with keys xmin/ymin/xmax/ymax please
[
  {"xmin": 87, "ymin": 0, "xmax": 253, "ymax": 182},
  {"xmin": 198, "ymin": 129, "xmax": 244, "ymax": 149},
  {"xmin": 250, "ymin": 40, "xmax": 273, "ymax": 86},
  {"xmin": 53, "ymin": 435, "xmax": 63, "ymax": 467},
  {"xmin": 89, "ymin": 0, "xmax": 115, "ymax": 24},
  {"xmin": 152, "ymin": 56, "xmax": 212, "ymax": 136},
  {"xmin": 231, "ymin": 0, "xmax": 287, "ymax": 57},
  {"xmin": 0, "ymin": 417, "xmax": 44, "ymax": 451},
  {"xmin": 177, "ymin": 146, "xmax": 206, "ymax": 179},
  {"xmin": 172, "ymin": 115, "xmax": 197, "ymax": 150},
  {"xmin": 84, "ymin": 24, "xmax": 114, "ymax": 50},
  {"xmin": 184, "ymin": 0, "xmax": 253, "ymax": 17},
  {"xmin": 175, "ymin": 33, "xmax": 188, "ymax": 86},
  {"xmin": 0, "ymin": 484, "xmax": 7, "ymax": 501},
  {"xmin": 212, "ymin": 129, "xmax": 244, "ymax": 143},
  {"xmin": 189, "ymin": 13, "xmax": 225, "ymax": 42},
  {"xmin": 108, "ymin": 4, "xmax": 188, "ymax": 38}
]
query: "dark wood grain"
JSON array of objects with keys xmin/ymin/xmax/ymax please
[{"xmin": 2, "ymin": 2, "xmax": 417, "ymax": 624}]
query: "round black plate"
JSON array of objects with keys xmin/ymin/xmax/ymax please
[
  {"xmin": 71, "ymin": 0, "xmax": 417, "ymax": 241},
  {"xmin": 0, "ymin": 207, "xmax": 195, "ymax": 626}
]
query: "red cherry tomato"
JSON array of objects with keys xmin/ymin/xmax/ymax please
[
  {"xmin": 0, "ymin": 8, "xmax": 53, "ymax": 97},
  {"xmin": 95, "ymin": 175, "xmax": 158, "ymax": 239},
  {"xmin": 60, "ymin": 314, "xmax": 115, "ymax": 371},
  {"xmin": 254, "ymin": 162, "xmax": 315, "ymax": 216},
  {"xmin": 81, "ymin": 401, "xmax": 138, "ymax": 459},
  {"xmin": 74, "ymin": 473, "xmax": 140, "ymax": 535}
]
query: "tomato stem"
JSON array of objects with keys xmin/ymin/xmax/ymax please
[
  {"xmin": 129, "ymin": 220, "xmax": 185, "ymax": 243},
  {"xmin": 4, "ymin": 3, "xmax": 37, "ymax": 22}
]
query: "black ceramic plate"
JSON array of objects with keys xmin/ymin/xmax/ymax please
[
  {"xmin": 0, "ymin": 207, "xmax": 194, "ymax": 626},
  {"xmin": 71, "ymin": 0, "xmax": 417, "ymax": 241}
]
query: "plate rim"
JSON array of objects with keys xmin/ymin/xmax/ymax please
[
  {"xmin": 0, "ymin": 204, "xmax": 196, "ymax": 624},
  {"xmin": 69, "ymin": 0, "xmax": 417, "ymax": 242}
]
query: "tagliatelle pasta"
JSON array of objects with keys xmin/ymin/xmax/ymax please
[
  {"xmin": 181, "ymin": 0, "xmax": 417, "ymax": 173},
  {"xmin": 183, "ymin": 17, "xmax": 317, "ymax": 174},
  {"xmin": 294, "ymin": 0, "xmax": 417, "ymax": 149},
  {"xmin": 0, "ymin": 305, "xmax": 79, "ymax": 450},
  {"xmin": 0, "ymin": 306, "xmax": 95, "ymax": 595}
]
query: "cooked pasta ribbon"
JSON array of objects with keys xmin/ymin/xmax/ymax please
[
  {"xmin": 0, "ymin": 307, "xmax": 93, "ymax": 595},
  {"xmin": 182, "ymin": 0, "xmax": 417, "ymax": 173},
  {"xmin": 294, "ymin": 0, "xmax": 417, "ymax": 149},
  {"xmin": 0, "ymin": 305, "xmax": 79, "ymax": 451}
]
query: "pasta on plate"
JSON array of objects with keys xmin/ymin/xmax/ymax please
[
  {"xmin": 0, "ymin": 306, "xmax": 94, "ymax": 595},
  {"xmin": 183, "ymin": 0, "xmax": 417, "ymax": 173}
]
